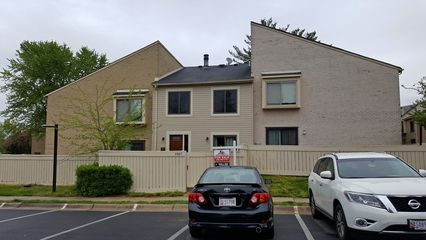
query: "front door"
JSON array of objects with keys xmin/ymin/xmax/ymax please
[{"xmin": 169, "ymin": 134, "xmax": 189, "ymax": 151}]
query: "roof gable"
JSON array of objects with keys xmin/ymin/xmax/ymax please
[
  {"xmin": 46, "ymin": 41, "xmax": 182, "ymax": 97},
  {"xmin": 251, "ymin": 22, "xmax": 403, "ymax": 73}
]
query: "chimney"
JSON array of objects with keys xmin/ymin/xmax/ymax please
[{"xmin": 203, "ymin": 54, "xmax": 209, "ymax": 67}]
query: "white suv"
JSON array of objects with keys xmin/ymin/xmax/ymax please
[{"xmin": 308, "ymin": 152, "xmax": 426, "ymax": 240}]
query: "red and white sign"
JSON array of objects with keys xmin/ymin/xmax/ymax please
[{"xmin": 213, "ymin": 149, "xmax": 230, "ymax": 163}]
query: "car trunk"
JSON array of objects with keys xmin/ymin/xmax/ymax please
[{"xmin": 197, "ymin": 184, "xmax": 262, "ymax": 210}]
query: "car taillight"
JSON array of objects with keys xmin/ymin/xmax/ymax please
[
  {"xmin": 249, "ymin": 193, "xmax": 270, "ymax": 206},
  {"xmin": 188, "ymin": 192, "xmax": 207, "ymax": 204}
]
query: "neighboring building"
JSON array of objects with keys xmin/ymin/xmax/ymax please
[
  {"xmin": 401, "ymin": 105, "xmax": 426, "ymax": 145},
  {"xmin": 152, "ymin": 57, "xmax": 253, "ymax": 151},
  {"xmin": 250, "ymin": 22, "xmax": 402, "ymax": 146},
  {"xmin": 43, "ymin": 41, "xmax": 182, "ymax": 154}
]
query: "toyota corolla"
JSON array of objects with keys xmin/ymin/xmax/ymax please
[{"xmin": 188, "ymin": 166, "xmax": 274, "ymax": 238}]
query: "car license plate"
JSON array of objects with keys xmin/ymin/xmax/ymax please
[
  {"xmin": 219, "ymin": 198, "xmax": 236, "ymax": 207},
  {"xmin": 408, "ymin": 220, "xmax": 426, "ymax": 230}
]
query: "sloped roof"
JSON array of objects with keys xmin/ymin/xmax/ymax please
[
  {"xmin": 153, "ymin": 63, "xmax": 252, "ymax": 86},
  {"xmin": 46, "ymin": 41, "xmax": 182, "ymax": 97},
  {"xmin": 251, "ymin": 21, "xmax": 403, "ymax": 73}
]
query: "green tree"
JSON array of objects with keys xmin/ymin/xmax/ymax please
[
  {"xmin": 407, "ymin": 77, "xmax": 426, "ymax": 126},
  {"xmin": 0, "ymin": 41, "xmax": 108, "ymax": 135},
  {"xmin": 229, "ymin": 17, "xmax": 319, "ymax": 63},
  {"xmin": 60, "ymin": 82, "xmax": 141, "ymax": 154}
]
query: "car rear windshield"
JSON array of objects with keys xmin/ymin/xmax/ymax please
[
  {"xmin": 337, "ymin": 157, "xmax": 421, "ymax": 178},
  {"xmin": 199, "ymin": 168, "xmax": 259, "ymax": 184}
]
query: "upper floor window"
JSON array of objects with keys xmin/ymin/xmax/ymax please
[
  {"xmin": 115, "ymin": 98, "xmax": 145, "ymax": 123},
  {"xmin": 262, "ymin": 70, "xmax": 301, "ymax": 109},
  {"xmin": 213, "ymin": 89, "xmax": 238, "ymax": 114},
  {"xmin": 267, "ymin": 81, "xmax": 297, "ymax": 105},
  {"xmin": 113, "ymin": 89, "xmax": 148, "ymax": 124},
  {"xmin": 168, "ymin": 91, "xmax": 191, "ymax": 115}
]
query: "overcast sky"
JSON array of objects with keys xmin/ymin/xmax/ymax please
[{"xmin": 0, "ymin": 0, "xmax": 425, "ymax": 117}]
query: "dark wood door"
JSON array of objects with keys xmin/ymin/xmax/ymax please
[{"xmin": 169, "ymin": 135, "xmax": 183, "ymax": 151}]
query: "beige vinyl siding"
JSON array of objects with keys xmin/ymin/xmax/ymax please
[{"xmin": 155, "ymin": 83, "xmax": 253, "ymax": 152}]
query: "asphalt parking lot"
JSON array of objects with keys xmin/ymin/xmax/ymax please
[{"xmin": 0, "ymin": 207, "xmax": 423, "ymax": 240}]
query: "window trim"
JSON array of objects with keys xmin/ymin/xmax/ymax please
[
  {"xmin": 210, "ymin": 132, "xmax": 239, "ymax": 149},
  {"xmin": 166, "ymin": 131, "xmax": 191, "ymax": 152},
  {"xmin": 113, "ymin": 96, "xmax": 146, "ymax": 125},
  {"xmin": 266, "ymin": 127, "xmax": 299, "ymax": 145},
  {"xmin": 165, "ymin": 88, "xmax": 193, "ymax": 117},
  {"xmin": 211, "ymin": 86, "xmax": 240, "ymax": 116},
  {"xmin": 262, "ymin": 77, "xmax": 301, "ymax": 109}
]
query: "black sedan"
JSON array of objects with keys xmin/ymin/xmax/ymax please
[{"xmin": 188, "ymin": 166, "xmax": 274, "ymax": 238}]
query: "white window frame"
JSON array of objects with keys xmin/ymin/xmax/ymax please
[
  {"xmin": 262, "ymin": 71, "xmax": 301, "ymax": 109},
  {"xmin": 113, "ymin": 96, "xmax": 146, "ymax": 124},
  {"xmin": 210, "ymin": 132, "xmax": 239, "ymax": 149},
  {"xmin": 166, "ymin": 131, "xmax": 191, "ymax": 152},
  {"xmin": 211, "ymin": 86, "xmax": 240, "ymax": 116},
  {"xmin": 165, "ymin": 88, "xmax": 193, "ymax": 117}
]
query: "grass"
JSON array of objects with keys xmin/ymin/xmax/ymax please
[
  {"xmin": 0, "ymin": 184, "xmax": 185, "ymax": 198},
  {"xmin": 0, "ymin": 185, "xmax": 77, "ymax": 197},
  {"xmin": 263, "ymin": 175, "xmax": 308, "ymax": 198},
  {"xmin": 0, "ymin": 175, "xmax": 308, "ymax": 199}
]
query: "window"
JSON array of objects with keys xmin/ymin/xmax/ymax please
[
  {"xmin": 213, "ymin": 89, "xmax": 238, "ymax": 114},
  {"xmin": 213, "ymin": 135, "xmax": 237, "ymax": 147},
  {"xmin": 410, "ymin": 121, "xmax": 415, "ymax": 132},
  {"xmin": 266, "ymin": 127, "xmax": 298, "ymax": 145},
  {"xmin": 266, "ymin": 81, "xmax": 297, "ymax": 105},
  {"xmin": 261, "ymin": 71, "xmax": 301, "ymax": 109},
  {"xmin": 123, "ymin": 140, "xmax": 145, "ymax": 151},
  {"xmin": 115, "ymin": 98, "xmax": 144, "ymax": 123},
  {"xmin": 168, "ymin": 91, "xmax": 190, "ymax": 115}
]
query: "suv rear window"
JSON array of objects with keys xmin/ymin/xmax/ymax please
[
  {"xmin": 199, "ymin": 168, "xmax": 259, "ymax": 184},
  {"xmin": 337, "ymin": 157, "xmax": 421, "ymax": 178}
]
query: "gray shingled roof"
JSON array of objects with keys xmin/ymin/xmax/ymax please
[{"xmin": 154, "ymin": 64, "xmax": 252, "ymax": 86}]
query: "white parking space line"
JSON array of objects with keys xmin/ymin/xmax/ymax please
[
  {"xmin": 39, "ymin": 211, "xmax": 131, "ymax": 240},
  {"xmin": 294, "ymin": 206, "xmax": 315, "ymax": 240},
  {"xmin": 167, "ymin": 225, "xmax": 188, "ymax": 240},
  {"xmin": 0, "ymin": 209, "xmax": 60, "ymax": 223},
  {"xmin": 0, "ymin": 203, "xmax": 5, "ymax": 208}
]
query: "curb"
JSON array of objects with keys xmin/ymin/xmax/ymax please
[{"xmin": 0, "ymin": 202, "xmax": 311, "ymax": 214}]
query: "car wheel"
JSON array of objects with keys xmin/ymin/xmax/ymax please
[
  {"xmin": 334, "ymin": 204, "xmax": 351, "ymax": 240},
  {"xmin": 189, "ymin": 226, "xmax": 202, "ymax": 238},
  {"xmin": 310, "ymin": 193, "xmax": 322, "ymax": 219},
  {"xmin": 262, "ymin": 226, "xmax": 274, "ymax": 239}
]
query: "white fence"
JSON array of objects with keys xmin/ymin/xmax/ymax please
[
  {"xmin": 0, "ymin": 155, "xmax": 95, "ymax": 185},
  {"xmin": 1, "ymin": 145, "xmax": 426, "ymax": 192}
]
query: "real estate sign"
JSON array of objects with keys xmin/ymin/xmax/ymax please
[{"xmin": 213, "ymin": 149, "xmax": 230, "ymax": 166}]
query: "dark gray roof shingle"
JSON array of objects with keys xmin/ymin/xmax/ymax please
[{"xmin": 154, "ymin": 64, "xmax": 252, "ymax": 86}]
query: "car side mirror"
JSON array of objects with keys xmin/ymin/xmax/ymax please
[
  {"xmin": 264, "ymin": 179, "xmax": 272, "ymax": 184},
  {"xmin": 320, "ymin": 171, "xmax": 334, "ymax": 180},
  {"xmin": 419, "ymin": 169, "xmax": 426, "ymax": 177}
]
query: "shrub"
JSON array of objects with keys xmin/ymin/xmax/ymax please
[{"xmin": 75, "ymin": 164, "xmax": 133, "ymax": 197}]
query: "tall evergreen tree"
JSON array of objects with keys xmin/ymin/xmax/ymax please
[{"xmin": 229, "ymin": 17, "xmax": 319, "ymax": 63}]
